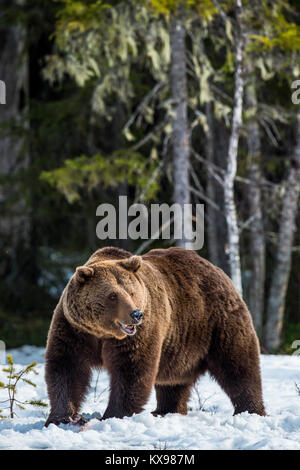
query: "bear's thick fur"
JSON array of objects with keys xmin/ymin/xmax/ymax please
[{"xmin": 45, "ymin": 246, "xmax": 265, "ymax": 426}]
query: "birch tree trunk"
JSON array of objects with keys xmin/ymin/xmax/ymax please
[
  {"xmin": 245, "ymin": 70, "xmax": 265, "ymax": 339},
  {"xmin": 223, "ymin": 0, "xmax": 244, "ymax": 295},
  {"xmin": 170, "ymin": 6, "xmax": 191, "ymax": 248},
  {"xmin": 0, "ymin": 0, "xmax": 29, "ymax": 281},
  {"xmin": 265, "ymin": 112, "xmax": 300, "ymax": 351}
]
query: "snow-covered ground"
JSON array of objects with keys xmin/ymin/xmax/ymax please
[{"xmin": 0, "ymin": 346, "xmax": 299, "ymax": 450}]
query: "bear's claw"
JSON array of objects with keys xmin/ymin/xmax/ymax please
[{"xmin": 45, "ymin": 414, "xmax": 87, "ymax": 427}]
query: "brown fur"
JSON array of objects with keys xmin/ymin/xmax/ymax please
[{"xmin": 45, "ymin": 246, "xmax": 265, "ymax": 426}]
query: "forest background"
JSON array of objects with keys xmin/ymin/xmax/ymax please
[{"xmin": 0, "ymin": 0, "xmax": 299, "ymax": 353}]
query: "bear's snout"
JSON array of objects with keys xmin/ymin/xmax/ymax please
[{"xmin": 130, "ymin": 309, "xmax": 143, "ymax": 323}]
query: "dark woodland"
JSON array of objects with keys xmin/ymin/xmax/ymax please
[{"xmin": 0, "ymin": 0, "xmax": 299, "ymax": 352}]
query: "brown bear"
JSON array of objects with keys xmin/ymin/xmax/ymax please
[{"xmin": 45, "ymin": 246, "xmax": 265, "ymax": 426}]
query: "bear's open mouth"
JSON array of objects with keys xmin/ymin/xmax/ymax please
[{"xmin": 118, "ymin": 322, "xmax": 137, "ymax": 336}]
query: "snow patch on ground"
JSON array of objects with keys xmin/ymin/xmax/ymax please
[{"xmin": 0, "ymin": 348, "xmax": 299, "ymax": 449}]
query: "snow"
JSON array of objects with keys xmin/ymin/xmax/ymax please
[{"xmin": 0, "ymin": 347, "xmax": 299, "ymax": 450}]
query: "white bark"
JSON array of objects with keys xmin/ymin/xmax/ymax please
[{"xmin": 223, "ymin": 0, "xmax": 244, "ymax": 296}]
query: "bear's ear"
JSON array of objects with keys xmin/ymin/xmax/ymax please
[
  {"xmin": 75, "ymin": 266, "xmax": 94, "ymax": 283},
  {"xmin": 119, "ymin": 255, "xmax": 142, "ymax": 273}
]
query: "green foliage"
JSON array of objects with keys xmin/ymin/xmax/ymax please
[
  {"xmin": 55, "ymin": 0, "xmax": 110, "ymax": 33},
  {"xmin": 44, "ymin": 0, "xmax": 171, "ymax": 98},
  {"xmin": 43, "ymin": 0, "xmax": 236, "ymax": 191},
  {"xmin": 147, "ymin": 0, "xmax": 218, "ymax": 19},
  {"xmin": 251, "ymin": 10, "xmax": 300, "ymax": 52},
  {"xmin": 26, "ymin": 400, "xmax": 48, "ymax": 408},
  {"xmin": 41, "ymin": 150, "xmax": 160, "ymax": 203},
  {"xmin": 0, "ymin": 355, "xmax": 47, "ymax": 419}
]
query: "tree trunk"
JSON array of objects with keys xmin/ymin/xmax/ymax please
[
  {"xmin": 0, "ymin": 0, "xmax": 29, "ymax": 285},
  {"xmin": 205, "ymin": 101, "xmax": 220, "ymax": 266},
  {"xmin": 265, "ymin": 112, "xmax": 300, "ymax": 351},
  {"xmin": 170, "ymin": 6, "xmax": 191, "ymax": 248},
  {"xmin": 223, "ymin": 0, "xmax": 244, "ymax": 296},
  {"xmin": 213, "ymin": 119, "xmax": 230, "ymax": 275},
  {"xmin": 245, "ymin": 70, "xmax": 265, "ymax": 339}
]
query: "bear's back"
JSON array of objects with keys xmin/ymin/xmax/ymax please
[
  {"xmin": 142, "ymin": 247, "xmax": 225, "ymax": 290},
  {"xmin": 142, "ymin": 246, "xmax": 247, "ymax": 322}
]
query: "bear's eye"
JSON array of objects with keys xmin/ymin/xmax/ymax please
[
  {"xmin": 130, "ymin": 292, "xmax": 134, "ymax": 297},
  {"xmin": 108, "ymin": 292, "xmax": 117, "ymax": 301}
]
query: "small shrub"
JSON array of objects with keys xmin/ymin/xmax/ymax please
[
  {"xmin": 153, "ymin": 440, "xmax": 169, "ymax": 450},
  {"xmin": 0, "ymin": 354, "xmax": 47, "ymax": 418},
  {"xmin": 193, "ymin": 385, "xmax": 215, "ymax": 412}
]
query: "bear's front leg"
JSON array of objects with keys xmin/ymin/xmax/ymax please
[
  {"xmin": 102, "ymin": 338, "xmax": 161, "ymax": 420},
  {"xmin": 45, "ymin": 351, "xmax": 91, "ymax": 427},
  {"xmin": 45, "ymin": 305, "xmax": 99, "ymax": 426}
]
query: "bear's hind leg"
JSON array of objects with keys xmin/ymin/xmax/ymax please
[
  {"xmin": 152, "ymin": 384, "xmax": 192, "ymax": 416},
  {"xmin": 208, "ymin": 334, "xmax": 266, "ymax": 416},
  {"xmin": 208, "ymin": 363, "xmax": 266, "ymax": 416}
]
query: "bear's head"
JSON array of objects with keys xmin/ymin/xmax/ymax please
[{"xmin": 63, "ymin": 255, "xmax": 147, "ymax": 339}]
